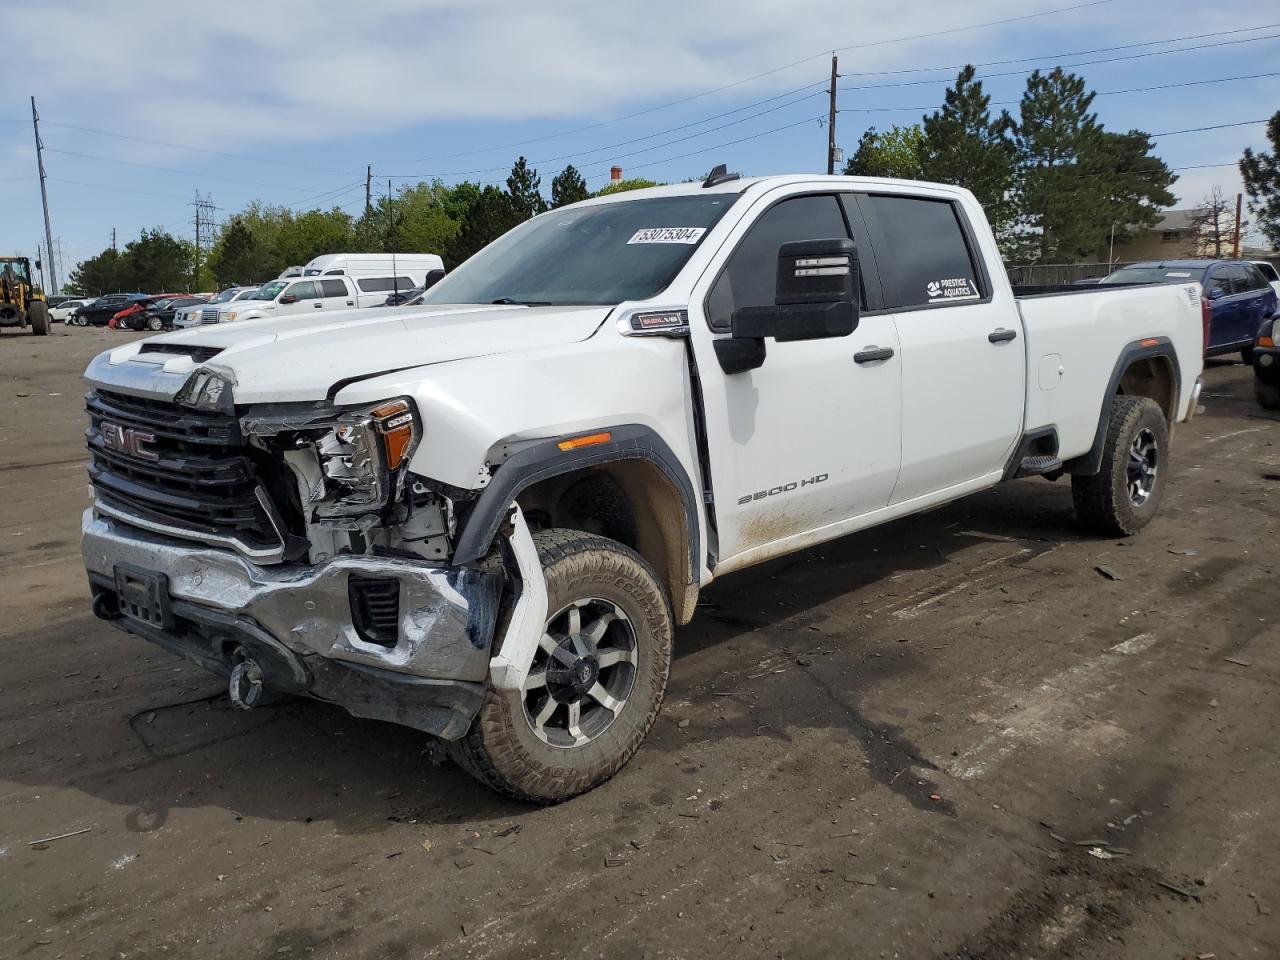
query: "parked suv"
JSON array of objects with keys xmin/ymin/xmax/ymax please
[{"xmin": 1099, "ymin": 260, "xmax": 1278, "ymax": 361}]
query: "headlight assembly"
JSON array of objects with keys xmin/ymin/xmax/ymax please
[
  {"xmin": 311, "ymin": 398, "xmax": 421, "ymax": 518},
  {"xmin": 175, "ymin": 368, "xmax": 235, "ymax": 413}
]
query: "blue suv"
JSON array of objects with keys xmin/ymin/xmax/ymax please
[{"xmin": 1099, "ymin": 260, "xmax": 1279, "ymax": 361}]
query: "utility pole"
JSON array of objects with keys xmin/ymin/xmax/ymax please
[
  {"xmin": 826, "ymin": 54, "xmax": 839, "ymax": 175},
  {"xmin": 366, "ymin": 165, "xmax": 373, "ymax": 214},
  {"xmin": 36, "ymin": 244, "xmax": 45, "ymax": 290},
  {"xmin": 31, "ymin": 97, "xmax": 59, "ymax": 294},
  {"xmin": 1232, "ymin": 192, "xmax": 1243, "ymax": 258}
]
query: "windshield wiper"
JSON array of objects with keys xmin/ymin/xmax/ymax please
[{"xmin": 491, "ymin": 297, "xmax": 551, "ymax": 306}]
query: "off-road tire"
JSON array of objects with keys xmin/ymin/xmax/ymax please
[
  {"xmin": 1072, "ymin": 395, "xmax": 1169, "ymax": 536},
  {"xmin": 28, "ymin": 301, "xmax": 50, "ymax": 336},
  {"xmin": 1255, "ymin": 377, "xmax": 1280, "ymax": 410},
  {"xmin": 447, "ymin": 529, "xmax": 673, "ymax": 803}
]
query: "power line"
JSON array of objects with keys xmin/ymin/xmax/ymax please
[
  {"xmin": 1150, "ymin": 120, "xmax": 1268, "ymax": 137},
  {"xmin": 42, "ymin": 147, "xmax": 341, "ymax": 193},
  {"xmin": 838, "ymin": 31, "xmax": 1280, "ymax": 93},
  {"xmin": 395, "ymin": 0, "xmax": 1114, "ymax": 163},
  {"xmin": 837, "ymin": 71, "xmax": 1280, "ymax": 115}
]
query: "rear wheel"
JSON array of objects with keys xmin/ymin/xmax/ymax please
[
  {"xmin": 447, "ymin": 529, "xmax": 673, "ymax": 803},
  {"xmin": 28, "ymin": 301, "xmax": 49, "ymax": 336},
  {"xmin": 1072, "ymin": 395, "xmax": 1169, "ymax": 536},
  {"xmin": 1255, "ymin": 377, "xmax": 1280, "ymax": 410}
]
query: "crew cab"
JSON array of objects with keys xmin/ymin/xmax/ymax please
[
  {"xmin": 175, "ymin": 275, "xmax": 366, "ymax": 326},
  {"xmin": 80, "ymin": 173, "xmax": 1204, "ymax": 803}
]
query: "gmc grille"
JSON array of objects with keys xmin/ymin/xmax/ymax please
[{"xmin": 85, "ymin": 389, "xmax": 299, "ymax": 562}]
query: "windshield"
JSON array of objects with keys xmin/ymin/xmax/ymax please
[
  {"xmin": 1100, "ymin": 265, "xmax": 1206, "ymax": 285},
  {"xmin": 0, "ymin": 260, "xmax": 30, "ymax": 283},
  {"xmin": 251, "ymin": 281, "xmax": 288, "ymax": 301},
  {"xmin": 210, "ymin": 288, "xmax": 243, "ymax": 303},
  {"xmin": 233, "ymin": 288, "xmax": 259, "ymax": 299},
  {"xmin": 421, "ymin": 194, "xmax": 737, "ymax": 307}
]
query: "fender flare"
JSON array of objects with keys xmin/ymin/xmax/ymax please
[
  {"xmin": 451, "ymin": 423, "xmax": 701, "ymax": 582},
  {"xmin": 1064, "ymin": 336, "xmax": 1181, "ymax": 476}
]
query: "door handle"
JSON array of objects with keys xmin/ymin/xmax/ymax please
[
  {"xmin": 854, "ymin": 346, "xmax": 895, "ymax": 364},
  {"xmin": 988, "ymin": 328, "xmax": 1017, "ymax": 343},
  {"xmin": 313, "ymin": 302, "xmax": 323, "ymax": 308},
  {"xmin": 346, "ymin": 300, "xmax": 354, "ymax": 306}
]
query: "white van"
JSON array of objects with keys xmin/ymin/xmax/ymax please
[{"xmin": 301, "ymin": 253, "xmax": 445, "ymax": 296}]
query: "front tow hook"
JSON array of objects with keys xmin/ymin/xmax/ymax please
[{"xmin": 229, "ymin": 655, "xmax": 265, "ymax": 710}]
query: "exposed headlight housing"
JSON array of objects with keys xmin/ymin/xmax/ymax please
[
  {"xmin": 312, "ymin": 398, "xmax": 421, "ymax": 517},
  {"xmin": 175, "ymin": 368, "xmax": 235, "ymax": 413}
]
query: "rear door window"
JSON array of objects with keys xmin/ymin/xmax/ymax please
[
  {"xmin": 357, "ymin": 276, "xmax": 416, "ymax": 292},
  {"xmin": 320, "ymin": 279, "xmax": 349, "ymax": 297},
  {"xmin": 857, "ymin": 194, "xmax": 983, "ymax": 310}
]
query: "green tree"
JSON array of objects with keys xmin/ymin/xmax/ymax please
[
  {"xmin": 66, "ymin": 248, "xmax": 125, "ymax": 296},
  {"xmin": 1010, "ymin": 68, "xmax": 1106, "ymax": 261},
  {"xmin": 506, "ymin": 156, "xmax": 547, "ymax": 219},
  {"xmin": 1087, "ymin": 129, "xmax": 1176, "ymax": 254},
  {"xmin": 593, "ymin": 177, "xmax": 662, "ymax": 196},
  {"xmin": 844, "ymin": 124, "xmax": 925, "ymax": 179},
  {"xmin": 447, "ymin": 186, "xmax": 522, "ymax": 266},
  {"xmin": 275, "ymin": 208, "xmax": 355, "ymax": 268},
  {"xmin": 1241, "ymin": 110, "xmax": 1280, "ymax": 248},
  {"xmin": 920, "ymin": 66, "xmax": 1016, "ymax": 233},
  {"xmin": 118, "ymin": 229, "xmax": 193, "ymax": 292},
  {"xmin": 208, "ymin": 216, "xmax": 263, "ymax": 286},
  {"xmin": 551, "ymin": 164, "xmax": 590, "ymax": 207}
]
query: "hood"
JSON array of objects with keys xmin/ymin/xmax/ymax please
[{"xmin": 84, "ymin": 304, "xmax": 612, "ymax": 403}]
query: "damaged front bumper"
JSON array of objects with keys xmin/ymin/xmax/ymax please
[{"xmin": 82, "ymin": 509, "xmax": 502, "ymax": 739}]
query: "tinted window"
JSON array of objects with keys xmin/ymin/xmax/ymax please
[
  {"xmin": 706, "ymin": 194, "xmax": 850, "ymax": 331},
  {"xmin": 1255, "ymin": 262, "xmax": 1280, "ymax": 283},
  {"xmin": 324, "ymin": 269, "xmax": 345, "ymax": 275},
  {"xmin": 1240, "ymin": 264, "xmax": 1269, "ymax": 292},
  {"xmin": 1221, "ymin": 265, "xmax": 1250, "ymax": 294},
  {"xmin": 357, "ymin": 276, "xmax": 416, "ymax": 292},
  {"xmin": 859, "ymin": 195, "xmax": 981, "ymax": 309},
  {"xmin": 287, "ymin": 281, "xmax": 319, "ymax": 300},
  {"xmin": 320, "ymin": 279, "xmax": 349, "ymax": 297}
]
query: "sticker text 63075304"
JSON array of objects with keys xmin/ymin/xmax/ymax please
[{"xmin": 627, "ymin": 227, "xmax": 707, "ymax": 245}]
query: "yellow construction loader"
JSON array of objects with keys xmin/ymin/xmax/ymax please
[{"xmin": 0, "ymin": 255, "xmax": 50, "ymax": 335}]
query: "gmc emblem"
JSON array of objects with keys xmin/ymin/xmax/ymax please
[{"xmin": 101, "ymin": 422, "xmax": 158, "ymax": 462}]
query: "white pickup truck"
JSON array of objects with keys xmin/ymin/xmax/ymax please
[{"xmin": 80, "ymin": 173, "xmax": 1204, "ymax": 802}]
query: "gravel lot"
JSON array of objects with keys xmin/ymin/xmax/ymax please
[{"xmin": 2, "ymin": 325, "xmax": 1278, "ymax": 959}]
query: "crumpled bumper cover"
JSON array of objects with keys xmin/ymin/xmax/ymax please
[{"xmin": 82, "ymin": 509, "xmax": 501, "ymax": 739}]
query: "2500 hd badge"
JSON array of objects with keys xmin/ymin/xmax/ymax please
[{"xmin": 738, "ymin": 473, "xmax": 829, "ymax": 506}]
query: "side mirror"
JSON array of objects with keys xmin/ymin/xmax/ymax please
[
  {"xmin": 423, "ymin": 268, "xmax": 446, "ymax": 290},
  {"xmin": 279, "ymin": 294, "xmax": 298, "ymax": 304},
  {"xmin": 716, "ymin": 239, "xmax": 860, "ymax": 374},
  {"xmin": 1208, "ymin": 286, "xmax": 1226, "ymax": 300}
]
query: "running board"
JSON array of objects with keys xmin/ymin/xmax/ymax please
[{"xmin": 1016, "ymin": 454, "xmax": 1063, "ymax": 478}]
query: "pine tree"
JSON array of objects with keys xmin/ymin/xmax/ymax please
[
  {"xmin": 920, "ymin": 66, "xmax": 1015, "ymax": 235},
  {"xmin": 551, "ymin": 165, "xmax": 590, "ymax": 207},
  {"xmin": 1011, "ymin": 68, "xmax": 1106, "ymax": 261},
  {"xmin": 506, "ymin": 156, "xmax": 547, "ymax": 220},
  {"xmin": 1241, "ymin": 111, "xmax": 1280, "ymax": 248}
]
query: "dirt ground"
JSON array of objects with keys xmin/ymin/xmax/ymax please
[{"xmin": 1, "ymin": 324, "xmax": 1278, "ymax": 960}]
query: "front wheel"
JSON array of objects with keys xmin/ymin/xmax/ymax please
[
  {"xmin": 28, "ymin": 301, "xmax": 50, "ymax": 336},
  {"xmin": 1072, "ymin": 395, "xmax": 1169, "ymax": 536},
  {"xmin": 146, "ymin": 316, "xmax": 163, "ymax": 331},
  {"xmin": 447, "ymin": 529, "xmax": 673, "ymax": 803},
  {"xmin": 1256, "ymin": 377, "xmax": 1280, "ymax": 410}
]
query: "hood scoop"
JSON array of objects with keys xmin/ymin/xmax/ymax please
[{"xmin": 138, "ymin": 342, "xmax": 224, "ymax": 363}]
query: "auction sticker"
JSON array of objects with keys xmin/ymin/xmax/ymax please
[{"xmin": 627, "ymin": 227, "xmax": 707, "ymax": 244}]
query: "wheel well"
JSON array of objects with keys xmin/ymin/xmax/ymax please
[
  {"xmin": 516, "ymin": 461, "xmax": 698, "ymax": 625},
  {"xmin": 1117, "ymin": 355, "xmax": 1177, "ymax": 426}
]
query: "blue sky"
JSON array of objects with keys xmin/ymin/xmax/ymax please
[{"xmin": 2, "ymin": 0, "xmax": 1278, "ymax": 286}]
